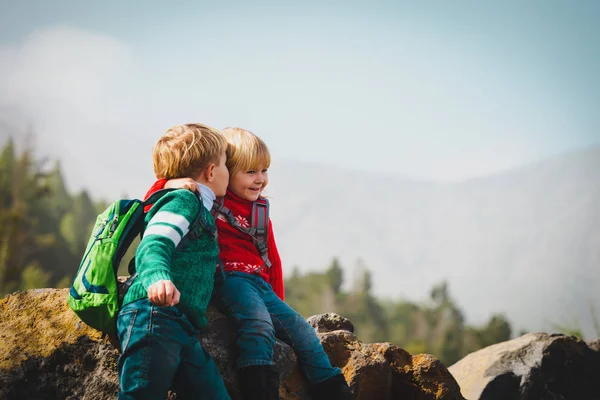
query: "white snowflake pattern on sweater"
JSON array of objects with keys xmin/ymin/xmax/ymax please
[
  {"xmin": 235, "ymin": 215, "xmax": 250, "ymax": 228},
  {"xmin": 224, "ymin": 261, "xmax": 263, "ymax": 274},
  {"xmin": 216, "ymin": 214, "xmax": 250, "ymax": 228}
]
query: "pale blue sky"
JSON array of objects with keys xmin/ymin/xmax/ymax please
[{"xmin": 0, "ymin": 0, "xmax": 598, "ymax": 197}]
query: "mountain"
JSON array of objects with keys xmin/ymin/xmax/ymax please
[{"xmin": 267, "ymin": 146, "xmax": 600, "ymax": 338}]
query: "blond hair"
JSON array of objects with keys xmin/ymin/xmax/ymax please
[
  {"xmin": 153, "ymin": 123, "xmax": 226, "ymax": 179},
  {"xmin": 221, "ymin": 127, "xmax": 271, "ymax": 176}
]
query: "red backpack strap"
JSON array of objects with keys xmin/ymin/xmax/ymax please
[{"xmin": 251, "ymin": 198, "xmax": 271, "ymax": 269}]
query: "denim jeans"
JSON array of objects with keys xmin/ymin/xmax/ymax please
[
  {"xmin": 117, "ymin": 299, "xmax": 231, "ymax": 400},
  {"xmin": 212, "ymin": 272, "xmax": 342, "ymax": 385}
]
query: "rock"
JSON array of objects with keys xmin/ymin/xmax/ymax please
[
  {"xmin": 588, "ymin": 338, "xmax": 600, "ymax": 352},
  {"xmin": 1, "ymin": 289, "xmax": 463, "ymax": 399},
  {"xmin": 0, "ymin": 289, "xmax": 119, "ymax": 400},
  {"xmin": 448, "ymin": 332, "xmax": 600, "ymax": 400},
  {"xmin": 318, "ymin": 331, "xmax": 464, "ymax": 400},
  {"xmin": 306, "ymin": 313, "xmax": 354, "ymax": 333}
]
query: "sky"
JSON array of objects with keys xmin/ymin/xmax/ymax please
[{"xmin": 0, "ymin": 0, "xmax": 599, "ymax": 199}]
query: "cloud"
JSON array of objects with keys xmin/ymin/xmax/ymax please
[
  {"xmin": 0, "ymin": 26, "xmax": 140, "ymax": 197},
  {"xmin": 0, "ymin": 26, "xmax": 131, "ymax": 125}
]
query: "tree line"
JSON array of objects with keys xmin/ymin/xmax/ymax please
[
  {"xmin": 285, "ymin": 258, "xmax": 512, "ymax": 365},
  {"xmin": 0, "ymin": 138, "xmax": 102, "ymax": 296}
]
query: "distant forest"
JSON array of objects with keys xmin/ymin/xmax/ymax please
[{"xmin": 0, "ymin": 138, "xmax": 516, "ymax": 365}]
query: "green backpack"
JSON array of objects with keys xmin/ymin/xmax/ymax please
[{"xmin": 67, "ymin": 188, "xmax": 188, "ymax": 335}]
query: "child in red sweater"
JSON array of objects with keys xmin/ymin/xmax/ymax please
[{"xmin": 145, "ymin": 127, "xmax": 352, "ymax": 400}]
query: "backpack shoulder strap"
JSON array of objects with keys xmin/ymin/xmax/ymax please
[
  {"xmin": 251, "ymin": 198, "xmax": 271, "ymax": 268},
  {"xmin": 212, "ymin": 198, "xmax": 255, "ymax": 235},
  {"xmin": 212, "ymin": 197, "xmax": 272, "ymax": 269},
  {"xmin": 185, "ymin": 189, "xmax": 216, "ymax": 240},
  {"xmin": 252, "ymin": 198, "xmax": 269, "ymax": 236},
  {"xmin": 142, "ymin": 188, "xmax": 177, "ymax": 207},
  {"xmin": 141, "ymin": 188, "xmax": 209, "ymax": 238}
]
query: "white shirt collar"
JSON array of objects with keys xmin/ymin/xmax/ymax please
[{"xmin": 195, "ymin": 182, "xmax": 216, "ymax": 211}]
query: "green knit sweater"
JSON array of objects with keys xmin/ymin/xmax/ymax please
[{"xmin": 122, "ymin": 189, "xmax": 218, "ymax": 328}]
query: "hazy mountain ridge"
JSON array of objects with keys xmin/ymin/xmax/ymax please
[{"xmin": 267, "ymin": 146, "xmax": 600, "ymax": 337}]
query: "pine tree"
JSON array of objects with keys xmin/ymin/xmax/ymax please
[
  {"xmin": 44, "ymin": 160, "xmax": 71, "ymax": 219},
  {"xmin": 0, "ymin": 138, "xmax": 15, "ymax": 209},
  {"xmin": 325, "ymin": 257, "xmax": 344, "ymax": 294},
  {"xmin": 0, "ymin": 138, "xmax": 73, "ymax": 291},
  {"xmin": 60, "ymin": 190, "xmax": 96, "ymax": 257},
  {"xmin": 0, "ymin": 139, "xmax": 16, "ymax": 292}
]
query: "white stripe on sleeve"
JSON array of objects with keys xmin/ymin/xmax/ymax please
[
  {"xmin": 148, "ymin": 211, "xmax": 190, "ymax": 236},
  {"xmin": 143, "ymin": 224, "xmax": 183, "ymax": 247}
]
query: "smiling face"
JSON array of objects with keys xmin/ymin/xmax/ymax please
[{"xmin": 228, "ymin": 165, "xmax": 269, "ymax": 201}]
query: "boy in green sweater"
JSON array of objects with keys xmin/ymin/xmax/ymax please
[{"xmin": 117, "ymin": 123, "xmax": 231, "ymax": 400}]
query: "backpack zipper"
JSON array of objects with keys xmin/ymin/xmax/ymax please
[
  {"xmin": 108, "ymin": 215, "xmax": 119, "ymax": 237},
  {"xmin": 77, "ymin": 217, "xmax": 109, "ymax": 271},
  {"xmin": 94, "ymin": 218, "xmax": 108, "ymax": 238}
]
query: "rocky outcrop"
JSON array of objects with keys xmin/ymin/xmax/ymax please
[
  {"xmin": 0, "ymin": 289, "xmax": 464, "ymax": 399},
  {"xmin": 306, "ymin": 313, "xmax": 355, "ymax": 334},
  {"xmin": 319, "ymin": 329, "xmax": 463, "ymax": 400},
  {"xmin": 448, "ymin": 332, "xmax": 600, "ymax": 400}
]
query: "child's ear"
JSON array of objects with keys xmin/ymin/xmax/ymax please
[{"xmin": 205, "ymin": 163, "xmax": 216, "ymax": 182}]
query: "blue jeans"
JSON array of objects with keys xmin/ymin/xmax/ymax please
[
  {"xmin": 212, "ymin": 272, "xmax": 342, "ymax": 385},
  {"xmin": 117, "ymin": 299, "xmax": 231, "ymax": 400}
]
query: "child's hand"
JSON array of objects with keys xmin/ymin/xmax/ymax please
[
  {"xmin": 147, "ymin": 280, "xmax": 181, "ymax": 307},
  {"xmin": 165, "ymin": 177, "xmax": 197, "ymax": 192}
]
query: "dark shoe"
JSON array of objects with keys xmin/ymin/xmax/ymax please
[
  {"xmin": 311, "ymin": 374, "xmax": 354, "ymax": 400},
  {"xmin": 238, "ymin": 365, "xmax": 280, "ymax": 400}
]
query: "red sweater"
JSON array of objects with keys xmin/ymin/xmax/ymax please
[{"xmin": 143, "ymin": 180, "xmax": 285, "ymax": 300}]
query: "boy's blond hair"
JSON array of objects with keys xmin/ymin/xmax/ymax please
[
  {"xmin": 153, "ymin": 123, "xmax": 226, "ymax": 179},
  {"xmin": 221, "ymin": 127, "xmax": 271, "ymax": 177}
]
